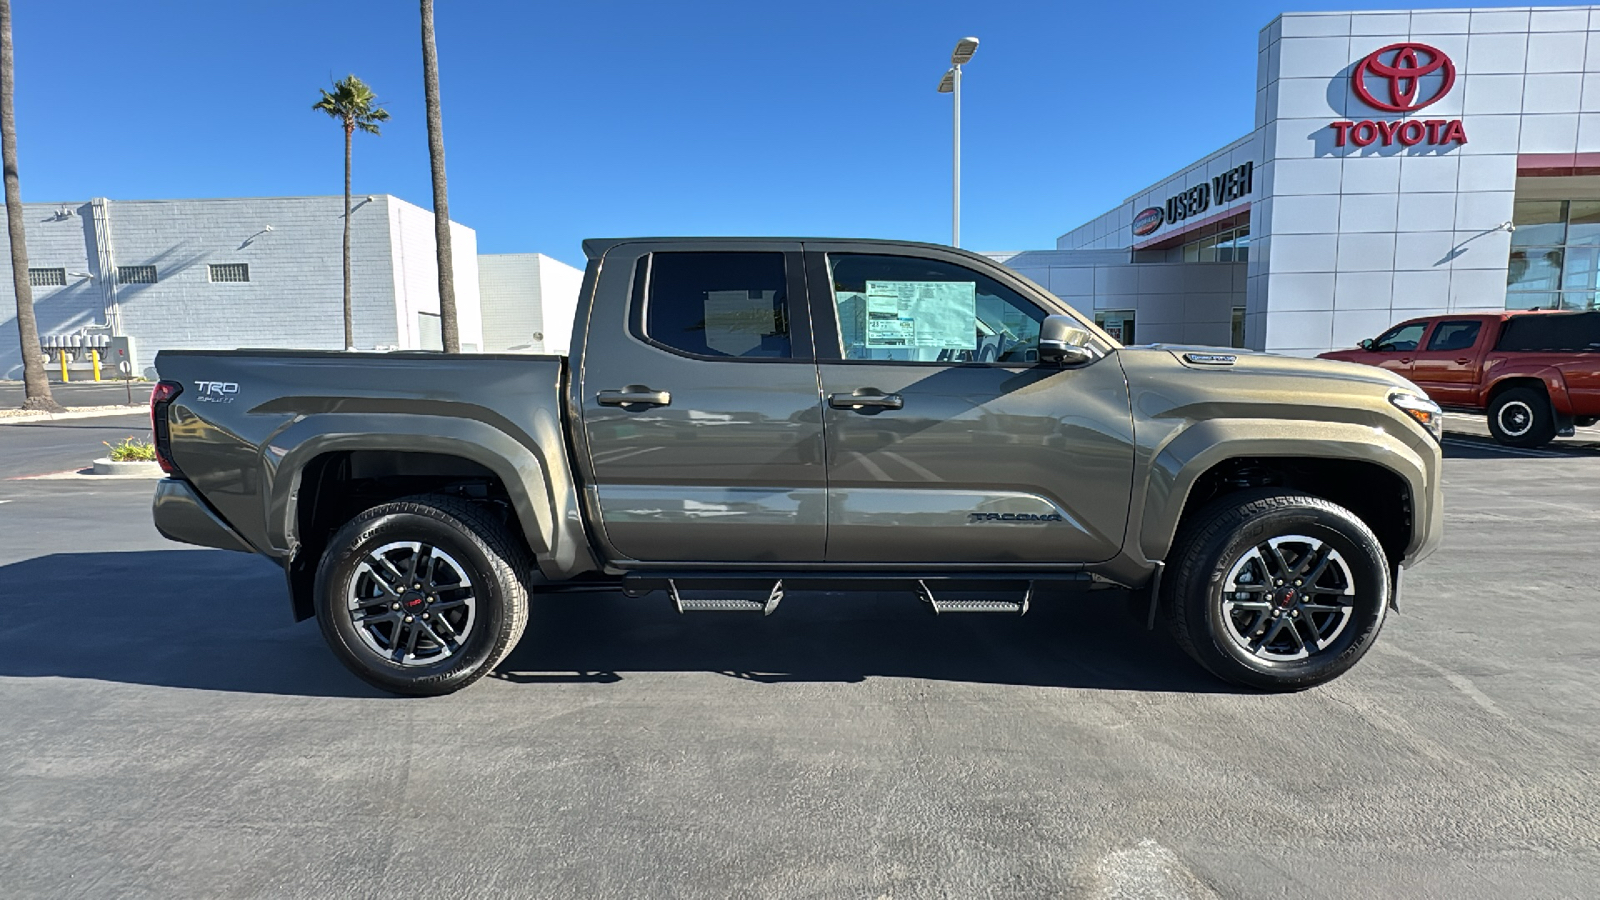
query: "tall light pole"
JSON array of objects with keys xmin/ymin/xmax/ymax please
[{"xmin": 938, "ymin": 36, "xmax": 979, "ymax": 248}]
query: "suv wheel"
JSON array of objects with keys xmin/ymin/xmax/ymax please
[
  {"xmin": 314, "ymin": 494, "xmax": 531, "ymax": 696},
  {"xmin": 1164, "ymin": 490, "xmax": 1390, "ymax": 692},
  {"xmin": 1488, "ymin": 387, "xmax": 1556, "ymax": 448}
]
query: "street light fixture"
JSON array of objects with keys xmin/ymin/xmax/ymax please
[{"xmin": 937, "ymin": 36, "xmax": 979, "ymax": 247}]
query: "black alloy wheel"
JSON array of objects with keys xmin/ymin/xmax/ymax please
[
  {"xmin": 314, "ymin": 494, "xmax": 531, "ymax": 696},
  {"xmin": 1164, "ymin": 489, "xmax": 1390, "ymax": 692}
]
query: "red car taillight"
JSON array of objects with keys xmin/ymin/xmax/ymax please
[{"xmin": 150, "ymin": 380, "xmax": 183, "ymax": 475}]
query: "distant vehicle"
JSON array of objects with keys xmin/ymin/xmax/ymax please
[
  {"xmin": 151, "ymin": 238, "xmax": 1442, "ymax": 696},
  {"xmin": 1320, "ymin": 310, "xmax": 1600, "ymax": 447}
]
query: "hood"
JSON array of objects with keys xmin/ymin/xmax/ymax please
[{"xmin": 1124, "ymin": 344, "xmax": 1420, "ymax": 393}]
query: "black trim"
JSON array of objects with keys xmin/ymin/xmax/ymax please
[{"xmin": 619, "ymin": 570, "xmax": 1093, "ymax": 597}]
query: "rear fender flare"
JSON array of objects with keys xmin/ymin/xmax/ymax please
[
  {"xmin": 1486, "ymin": 369, "xmax": 1572, "ymax": 416},
  {"xmin": 1134, "ymin": 418, "xmax": 1433, "ymax": 564},
  {"xmin": 263, "ymin": 414, "xmax": 558, "ymax": 565}
]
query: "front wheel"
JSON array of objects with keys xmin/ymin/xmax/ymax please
[
  {"xmin": 313, "ymin": 495, "xmax": 532, "ymax": 696},
  {"xmin": 1164, "ymin": 490, "xmax": 1390, "ymax": 692}
]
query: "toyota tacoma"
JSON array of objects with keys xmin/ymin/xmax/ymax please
[{"xmin": 151, "ymin": 238, "xmax": 1444, "ymax": 695}]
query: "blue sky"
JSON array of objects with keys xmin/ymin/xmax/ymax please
[{"xmin": 13, "ymin": 0, "xmax": 1501, "ymax": 267}]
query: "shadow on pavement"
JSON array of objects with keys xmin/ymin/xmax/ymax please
[
  {"xmin": 0, "ymin": 550, "xmax": 1238, "ymax": 696},
  {"xmin": 497, "ymin": 587, "xmax": 1240, "ymax": 694},
  {"xmin": 0, "ymin": 550, "xmax": 387, "ymax": 699},
  {"xmin": 1441, "ymin": 433, "xmax": 1600, "ymax": 460}
]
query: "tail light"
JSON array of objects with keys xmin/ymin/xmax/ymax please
[{"xmin": 150, "ymin": 380, "xmax": 183, "ymax": 475}]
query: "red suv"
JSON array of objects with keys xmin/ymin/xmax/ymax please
[{"xmin": 1320, "ymin": 311, "xmax": 1600, "ymax": 447}]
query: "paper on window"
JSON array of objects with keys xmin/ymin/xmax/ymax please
[
  {"xmin": 703, "ymin": 289, "xmax": 773, "ymax": 356},
  {"xmin": 863, "ymin": 280, "xmax": 975, "ymax": 350}
]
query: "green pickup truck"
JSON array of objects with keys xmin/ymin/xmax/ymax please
[{"xmin": 151, "ymin": 238, "xmax": 1444, "ymax": 695}]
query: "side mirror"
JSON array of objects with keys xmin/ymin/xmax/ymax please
[
  {"xmin": 1038, "ymin": 315, "xmax": 1097, "ymax": 367},
  {"xmin": 1359, "ymin": 338, "xmax": 1375, "ymax": 351}
]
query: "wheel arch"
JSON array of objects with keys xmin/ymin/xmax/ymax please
[
  {"xmin": 1135, "ymin": 420, "xmax": 1435, "ymax": 570},
  {"xmin": 265, "ymin": 414, "xmax": 596, "ymax": 621},
  {"xmin": 1486, "ymin": 371, "xmax": 1571, "ymax": 416}
]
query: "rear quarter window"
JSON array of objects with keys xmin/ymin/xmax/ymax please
[{"xmin": 1495, "ymin": 312, "xmax": 1600, "ymax": 352}]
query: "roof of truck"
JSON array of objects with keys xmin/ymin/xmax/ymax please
[{"xmin": 580, "ymin": 236, "xmax": 969, "ymax": 259}]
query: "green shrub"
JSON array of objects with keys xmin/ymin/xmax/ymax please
[{"xmin": 105, "ymin": 436, "xmax": 157, "ymax": 462}]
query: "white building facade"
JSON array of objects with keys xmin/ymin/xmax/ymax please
[
  {"xmin": 1027, "ymin": 5, "xmax": 1600, "ymax": 355},
  {"xmin": 0, "ymin": 195, "xmax": 482, "ymax": 379},
  {"xmin": 477, "ymin": 253, "xmax": 584, "ymax": 354}
]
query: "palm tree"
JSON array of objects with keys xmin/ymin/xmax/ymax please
[
  {"xmin": 313, "ymin": 75, "xmax": 389, "ymax": 351},
  {"xmin": 0, "ymin": 0, "xmax": 58, "ymax": 411},
  {"xmin": 421, "ymin": 0, "xmax": 458, "ymax": 352}
]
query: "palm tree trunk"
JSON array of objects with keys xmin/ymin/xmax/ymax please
[
  {"xmin": 342, "ymin": 121, "xmax": 353, "ymax": 351},
  {"xmin": 421, "ymin": 0, "xmax": 458, "ymax": 353},
  {"xmin": 0, "ymin": 0, "xmax": 58, "ymax": 411}
]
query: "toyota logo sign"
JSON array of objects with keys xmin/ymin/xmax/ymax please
[
  {"xmin": 1132, "ymin": 207, "xmax": 1164, "ymax": 237},
  {"xmin": 1351, "ymin": 42, "xmax": 1456, "ymax": 112}
]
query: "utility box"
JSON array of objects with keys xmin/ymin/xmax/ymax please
[{"xmin": 109, "ymin": 335, "xmax": 138, "ymax": 378}]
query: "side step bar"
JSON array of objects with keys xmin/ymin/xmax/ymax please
[
  {"xmin": 623, "ymin": 572, "xmax": 1072, "ymax": 617},
  {"xmin": 917, "ymin": 579, "xmax": 1031, "ymax": 616},
  {"xmin": 667, "ymin": 579, "xmax": 783, "ymax": 616}
]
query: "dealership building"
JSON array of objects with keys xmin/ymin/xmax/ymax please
[
  {"xmin": 0, "ymin": 195, "xmax": 582, "ymax": 380},
  {"xmin": 995, "ymin": 5, "xmax": 1600, "ymax": 355}
]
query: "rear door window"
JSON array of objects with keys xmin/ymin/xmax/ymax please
[
  {"xmin": 640, "ymin": 252, "xmax": 792, "ymax": 359},
  {"xmin": 1425, "ymin": 321, "xmax": 1482, "ymax": 352}
]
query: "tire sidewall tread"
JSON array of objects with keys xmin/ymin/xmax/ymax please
[
  {"xmin": 1489, "ymin": 387, "xmax": 1556, "ymax": 448},
  {"xmin": 1164, "ymin": 489, "xmax": 1390, "ymax": 692},
  {"xmin": 313, "ymin": 494, "xmax": 531, "ymax": 696}
]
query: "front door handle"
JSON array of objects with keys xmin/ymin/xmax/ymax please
[
  {"xmin": 597, "ymin": 386, "xmax": 672, "ymax": 407},
  {"xmin": 829, "ymin": 389, "xmax": 903, "ymax": 411},
  {"xmin": 1455, "ymin": 358, "xmax": 1471, "ymax": 365},
  {"xmin": 1399, "ymin": 357, "xmax": 1413, "ymax": 364}
]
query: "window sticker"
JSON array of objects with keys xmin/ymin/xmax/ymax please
[{"xmin": 863, "ymin": 280, "xmax": 975, "ymax": 350}]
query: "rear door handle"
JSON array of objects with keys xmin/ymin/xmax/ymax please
[
  {"xmin": 829, "ymin": 389, "xmax": 903, "ymax": 411},
  {"xmin": 597, "ymin": 386, "xmax": 671, "ymax": 407},
  {"xmin": 1455, "ymin": 358, "xmax": 1471, "ymax": 365},
  {"xmin": 1399, "ymin": 358, "xmax": 1412, "ymax": 364}
]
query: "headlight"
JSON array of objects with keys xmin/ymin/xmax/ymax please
[{"xmin": 1390, "ymin": 390, "xmax": 1443, "ymax": 442}]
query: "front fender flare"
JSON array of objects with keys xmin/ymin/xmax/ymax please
[{"xmin": 1133, "ymin": 418, "xmax": 1436, "ymax": 564}]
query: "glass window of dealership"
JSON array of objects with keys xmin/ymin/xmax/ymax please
[{"xmin": 1015, "ymin": 6, "xmax": 1600, "ymax": 356}]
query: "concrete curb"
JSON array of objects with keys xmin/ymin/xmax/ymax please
[
  {"xmin": 0, "ymin": 406, "xmax": 148, "ymax": 425},
  {"xmin": 91, "ymin": 457, "xmax": 162, "ymax": 476}
]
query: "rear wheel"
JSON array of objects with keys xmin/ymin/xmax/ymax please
[
  {"xmin": 1164, "ymin": 490, "xmax": 1390, "ymax": 692},
  {"xmin": 314, "ymin": 495, "xmax": 531, "ymax": 696},
  {"xmin": 1488, "ymin": 387, "xmax": 1556, "ymax": 448}
]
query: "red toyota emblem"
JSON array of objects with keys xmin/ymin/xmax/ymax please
[
  {"xmin": 405, "ymin": 596, "xmax": 424, "ymax": 608},
  {"xmin": 1352, "ymin": 42, "xmax": 1455, "ymax": 113}
]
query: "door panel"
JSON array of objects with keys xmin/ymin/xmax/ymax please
[
  {"xmin": 578, "ymin": 242, "xmax": 828, "ymax": 562},
  {"xmin": 1411, "ymin": 318, "xmax": 1486, "ymax": 406},
  {"xmin": 804, "ymin": 245, "xmax": 1135, "ymax": 565},
  {"xmin": 818, "ymin": 360, "xmax": 1135, "ymax": 562}
]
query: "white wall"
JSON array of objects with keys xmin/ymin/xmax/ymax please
[
  {"xmin": 386, "ymin": 197, "xmax": 483, "ymax": 352},
  {"xmin": 478, "ymin": 253, "xmax": 583, "ymax": 354},
  {"xmin": 0, "ymin": 195, "xmax": 481, "ymax": 378}
]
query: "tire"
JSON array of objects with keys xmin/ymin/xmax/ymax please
[
  {"xmin": 1488, "ymin": 387, "xmax": 1556, "ymax": 448},
  {"xmin": 1163, "ymin": 489, "xmax": 1390, "ymax": 692},
  {"xmin": 313, "ymin": 494, "xmax": 532, "ymax": 696}
]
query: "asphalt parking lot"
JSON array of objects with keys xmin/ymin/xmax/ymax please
[{"xmin": 2, "ymin": 413, "xmax": 1598, "ymax": 899}]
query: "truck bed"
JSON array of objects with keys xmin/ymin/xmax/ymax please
[{"xmin": 153, "ymin": 349, "xmax": 574, "ymax": 562}]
